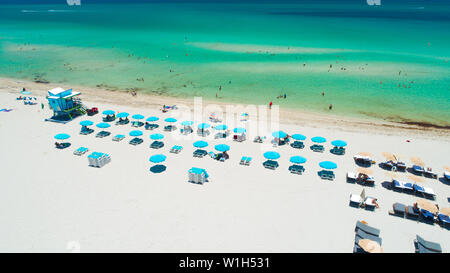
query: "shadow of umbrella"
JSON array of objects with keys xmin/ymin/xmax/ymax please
[{"xmin": 150, "ymin": 164, "xmax": 166, "ymax": 173}]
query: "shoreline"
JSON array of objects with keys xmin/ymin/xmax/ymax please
[{"xmin": 1, "ymin": 76, "xmax": 449, "ymax": 140}]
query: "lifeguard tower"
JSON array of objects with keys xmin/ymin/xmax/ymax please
[{"xmin": 45, "ymin": 87, "xmax": 87, "ymax": 123}]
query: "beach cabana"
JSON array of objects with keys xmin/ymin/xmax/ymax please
[
  {"xmin": 289, "ymin": 156, "xmax": 307, "ymax": 175},
  {"xmin": 54, "ymin": 133, "xmax": 71, "ymax": 149},
  {"xmin": 310, "ymin": 136, "xmax": 326, "ymax": 152},
  {"xmin": 318, "ymin": 161, "xmax": 336, "ymax": 180},
  {"xmin": 180, "ymin": 120, "xmax": 194, "ymax": 135},
  {"xmin": 149, "ymin": 133, "xmax": 164, "ymax": 149},
  {"xmin": 197, "ymin": 123, "xmax": 211, "ymax": 137},
  {"xmin": 214, "ymin": 124, "xmax": 229, "ymax": 139},
  {"xmin": 193, "ymin": 140, "xmax": 208, "ymax": 158},
  {"xmin": 263, "ymin": 151, "xmax": 280, "ymax": 170},
  {"xmin": 79, "ymin": 120, "xmax": 94, "ymax": 135},
  {"xmin": 188, "ymin": 167, "xmax": 209, "ymax": 184},
  {"xmin": 149, "ymin": 154, "xmax": 167, "ymax": 173},
  {"xmin": 131, "ymin": 114, "xmax": 145, "ymax": 127},
  {"xmin": 45, "ymin": 87, "xmax": 85, "ymax": 123},
  {"xmin": 233, "ymin": 127, "xmax": 247, "ymax": 142},
  {"xmin": 102, "ymin": 110, "xmax": 116, "ymax": 122},
  {"xmin": 291, "ymin": 134, "xmax": 306, "ymax": 149},
  {"xmin": 129, "ymin": 130, "xmax": 143, "ymax": 145},
  {"xmin": 96, "ymin": 122, "xmax": 111, "ymax": 138},
  {"xmin": 330, "ymin": 140, "xmax": 347, "ymax": 155},
  {"xmin": 145, "ymin": 116, "xmax": 159, "ymax": 130},
  {"xmin": 272, "ymin": 131, "xmax": 289, "ymax": 146},
  {"xmin": 116, "ymin": 112, "xmax": 130, "ymax": 125},
  {"xmin": 209, "ymin": 112, "xmax": 222, "ymax": 123},
  {"xmin": 164, "ymin": 118, "xmax": 177, "ymax": 131}
]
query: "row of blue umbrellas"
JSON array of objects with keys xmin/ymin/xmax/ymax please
[{"xmin": 263, "ymin": 151, "xmax": 337, "ymax": 169}]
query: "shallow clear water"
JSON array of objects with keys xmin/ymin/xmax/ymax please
[{"xmin": 0, "ymin": 2, "xmax": 449, "ymax": 126}]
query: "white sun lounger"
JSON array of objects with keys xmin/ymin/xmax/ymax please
[
  {"xmin": 350, "ymin": 194, "xmax": 363, "ymax": 207},
  {"xmin": 364, "ymin": 197, "xmax": 377, "ymax": 208},
  {"xmin": 347, "ymin": 172, "xmax": 358, "ymax": 181}
]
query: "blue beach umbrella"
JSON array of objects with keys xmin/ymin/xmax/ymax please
[
  {"xmin": 150, "ymin": 133, "xmax": 164, "ymax": 140},
  {"xmin": 117, "ymin": 112, "xmax": 129, "ymax": 118},
  {"xmin": 233, "ymin": 127, "xmax": 246, "ymax": 134},
  {"xmin": 54, "ymin": 133, "xmax": 70, "ymax": 140},
  {"xmin": 129, "ymin": 130, "xmax": 143, "ymax": 137},
  {"xmin": 290, "ymin": 156, "xmax": 307, "ymax": 164},
  {"xmin": 146, "ymin": 116, "xmax": 159, "ymax": 122},
  {"xmin": 149, "ymin": 154, "xmax": 167, "ymax": 164},
  {"xmin": 214, "ymin": 124, "xmax": 228, "ymax": 130},
  {"xmin": 102, "ymin": 110, "xmax": 115, "ymax": 115},
  {"xmin": 132, "ymin": 114, "xmax": 145, "ymax": 120},
  {"xmin": 272, "ymin": 131, "xmax": 287, "ymax": 138},
  {"xmin": 193, "ymin": 140, "xmax": 208, "ymax": 148},
  {"xmin": 198, "ymin": 123, "xmax": 210, "ymax": 129},
  {"xmin": 319, "ymin": 161, "xmax": 337, "ymax": 170},
  {"xmin": 215, "ymin": 144, "xmax": 230, "ymax": 152},
  {"xmin": 331, "ymin": 140, "xmax": 347, "ymax": 147},
  {"xmin": 79, "ymin": 120, "xmax": 94, "ymax": 126},
  {"xmin": 96, "ymin": 122, "xmax": 111, "ymax": 129},
  {"xmin": 181, "ymin": 120, "xmax": 194, "ymax": 126},
  {"xmin": 264, "ymin": 151, "xmax": 280, "ymax": 160},
  {"xmin": 311, "ymin": 136, "xmax": 327, "ymax": 143},
  {"xmin": 165, "ymin": 118, "xmax": 177, "ymax": 123},
  {"xmin": 291, "ymin": 134, "xmax": 306, "ymax": 141}
]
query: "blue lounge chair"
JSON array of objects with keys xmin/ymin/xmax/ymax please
[
  {"xmin": 355, "ymin": 229, "xmax": 382, "ymax": 245},
  {"xmin": 388, "ymin": 202, "xmax": 406, "ymax": 217},
  {"xmin": 112, "ymin": 134, "xmax": 125, "ymax": 142},
  {"xmin": 131, "ymin": 121, "xmax": 144, "ymax": 127},
  {"xmin": 318, "ymin": 170, "xmax": 334, "ymax": 180},
  {"xmin": 164, "ymin": 125, "xmax": 176, "ymax": 131},
  {"xmin": 263, "ymin": 160, "xmax": 279, "ymax": 170},
  {"xmin": 437, "ymin": 214, "xmax": 450, "ymax": 227},
  {"xmin": 145, "ymin": 123, "xmax": 159, "ymax": 130},
  {"xmin": 73, "ymin": 147, "xmax": 89, "ymax": 156},
  {"xmin": 193, "ymin": 149, "xmax": 207, "ymax": 158},
  {"xmin": 240, "ymin": 156, "xmax": 247, "ymax": 165},
  {"xmin": 170, "ymin": 145, "xmax": 183, "ymax": 154},
  {"xmin": 150, "ymin": 141, "xmax": 164, "ymax": 149},
  {"xmin": 291, "ymin": 141, "xmax": 304, "ymax": 149},
  {"xmin": 288, "ymin": 165, "xmax": 305, "ymax": 175},
  {"xmin": 310, "ymin": 144, "xmax": 324, "ymax": 153},
  {"xmin": 330, "ymin": 147, "xmax": 345, "ymax": 155},
  {"xmin": 245, "ymin": 157, "xmax": 252, "ymax": 166},
  {"xmin": 412, "ymin": 165, "xmax": 424, "ymax": 175},
  {"xmin": 406, "ymin": 206, "xmax": 420, "ymax": 220},
  {"xmin": 420, "ymin": 209, "xmax": 435, "ymax": 222},
  {"xmin": 355, "ymin": 221, "xmax": 380, "ymax": 237},
  {"xmin": 129, "ymin": 137, "xmax": 143, "ymax": 145},
  {"xmin": 96, "ymin": 131, "xmax": 111, "ymax": 138}
]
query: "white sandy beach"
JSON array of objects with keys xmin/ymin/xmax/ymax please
[{"xmin": 0, "ymin": 80, "xmax": 449, "ymax": 253}]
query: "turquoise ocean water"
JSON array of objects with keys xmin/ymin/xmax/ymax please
[{"xmin": 0, "ymin": 1, "xmax": 449, "ymax": 127}]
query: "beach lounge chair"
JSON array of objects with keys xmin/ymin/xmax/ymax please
[
  {"xmin": 164, "ymin": 125, "xmax": 176, "ymax": 131},
  {"xmin": 395, "ymin": 161, "xmax": 407, "ymax": 172},
  {"xmin": 240, "ymin": 156, "xmax": 247, "ymax": 165},
  {"xmin": 353, "ymin": 155, "xmax": 374, "ymax": 166},
  {"xmin": 330, "ymin": 147, "xmax": 345, "ymax": 155},
  {"xmin": 116, "ymin": 118, "xmax": 129, "ymax": 125},
  {"xmin": 363, "ymin": 196, "xmax": 378, "ymax": 210},
  {"xmin": 96, "ymin": 131, "xmax": 111, "ymax": 138},
  {"xmin": 253, "ymin": 136, "xmax": 264, "ymax": 143},
  {"xmin": 112, "ymin": 134, "xmax": 125, "ymax": 142},
  {"xmin": 170, "ymin": 145, "xmax": 183, "ymax": 154},
  {"xmin": 406, "ymin": 205, "xmax": 420, "ymax": 220},
  {"xmin": 131, "ymin": 121, "xmax": 144, "ymax": 127},
  {"xmin": 413, "ymin": 184, "xmax": 436, "ymax": 200},
  {"xmin": 150, "ymin": 141, "xmax": 164, "ymax": 149},
  {"xmin": 193, "ymin": 149, "xmax": 207, "ymax": 158},
  {"xmin": 355, "ymin": 221, "xmax": 380, "ymax": 237},
  {"xmin": 103, "ymin": 115, "xmax": 115, "ymax": 122},
  {"xmin": 310, "ymin": 144, "xmax": 324, "ymax": 153},
  {"xmin": 415, "ymin": 235, "xmax": 442, "ymax": 253},
  {"xmin": 291, "ymin": 141, "xmax": 305, "ymax": 149},
  {"xmin": 380, "ymin": 160, "xmax": 395, "ymax": 170},
  {"xmin": 244, "ymin": 157, "xmax": 252, "ymax": 166},
  {"xmin": 350, "ymin": 194, "xmax": 363, "ymax": 208},
  {"xmin": 188, "ymin": 167, "xmax": 209, "ymax": 185},
  {"xmin": 88, "ymin": 152, "xmax": 111, "ymax": 168},
  {"xmin": 437, "ymin": 214, "xmax": 450, "ymax": 228},
  {"xmin": 55, "ymin": 142, "xmax": 71, "ymax": 149},
  {"xmin": 388, "ymin": 202, "xmax": 406, "ymax": 217},
  {"xmin": 423, "ymin": 167, "xmax": 437, "ymax": 179},
  {"xmin": 420, "ymin": 209, "xmax": 435, "ymax": 222},
  {"xmin": 129, "ymin": 137, "xmax": 143, "ymax": 145},
  {"xmin": 73, "ymin": 147, "xmax": 89, "ymax": 156},
  {"xmin": 318, "ymin": 170, "xmax": 334, "ymax": 180},
  {"xmin": 288, "ymin": 165, "xmax": 305, "ymax": 175},
  {"xmin": 392, "ymin": 179, "xmax": 405, "ymax": 191},
  {"xmin": 444, "ymin": 171, "xmax": 450, "ymax": 181},
  {"xmin": 355, "ymin": 229, "xmax": 382, "ymax": 246},
  {"xmin": 145, "ymin": 123, "xmax": 158, "ymax": 130},
  {"xmin": 80, "ymin": 127, "xmax": 94, "ymax": 135},
  {"xmin": 263, "ymin": 160, "xmax": 279, "ymax": 170},
  {"xmin": 412, "ymin": 165, "xmax": 424, "ymax": 175},
  {"xmin": 347, "ymin": 172, "xmax": 358, "ymax": 183}
]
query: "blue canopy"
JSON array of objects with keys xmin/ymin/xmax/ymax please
[
  {"xmin": 291, "ymin": 134, "xmax": 306, "ymax": 141},
  {"xmin": 149, "ymin": 154, "xmax": 167, "ymax": 163},
  {"xmin": 331, "ymin": 140, "xmax": 347, "ymax": 147},
  {"xmin": 96, "ymin": 122, "xmax": 111, "ymax": 129},
  {"xmin": 146, "ymin": 116, "xmax": 159, "ymax": 122},
  {"xmin": 290, "ymin": 156, "xmax": 307, "ymax": 164},
  {"xmin": 193, "ymin": 140, "xmax": 208, "ymax": 148},
  {"xmin": 272, "ymin": 131, "xmax": 287, "ymax": 138},
  {"xmin": 311, "ymin": 136, "xmax": 327, "ymax": 143},
  {"xmin": 79, "ymin": 120, "xmax": 94, "ymax": 126},
  {"xmin": 150, "ymin": 133, "xmax": 164, "ymax": 140},
  {"xmin": 233, "ymin": 127, "xmax": 246, "ymax": 134},
  {"xmin": 181, "ymin": 120, "xmax": 194, "ymax": 126},
  {"xmin": 54, "ymin": 133, "xmax": 70, "ymax": 140},
  {"xmin": 319, "ymin": 161, "xmax": 337, "ymax": 169},
  {"xmin": 214, "ymin": 124, "xmax": 228, "ymax": 130},
  {"xmin": 102, "ymin": 110, "xmax": 115, "ymax": 115},
  {"xmin": 189, "ymin": 167, "xmax": 209, "ymax": 177},
  {"xmin": 198, "ymin": 123, "xmax": 210, "ymax": 129},
  {"xmin": 132, "ymin": 114, "xmax": 145, "ymax": 120},
  {"xmin": 215, "ymin": 144, "xmax": 230, "ymax": 152},
  {"xmin": 129, "ymin": 130, "xmax": 143, "ymax": 137},
  {"xmin": 117, "ymin": 112, "xmax": 129, "ymax": 118},
  {"xmin": 264, "ymin": 151, "xmax": 280, "ymax": 160},
  {"xmin": 165, "ymin": 118, "xmax": 177, "ymax": 123}
]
